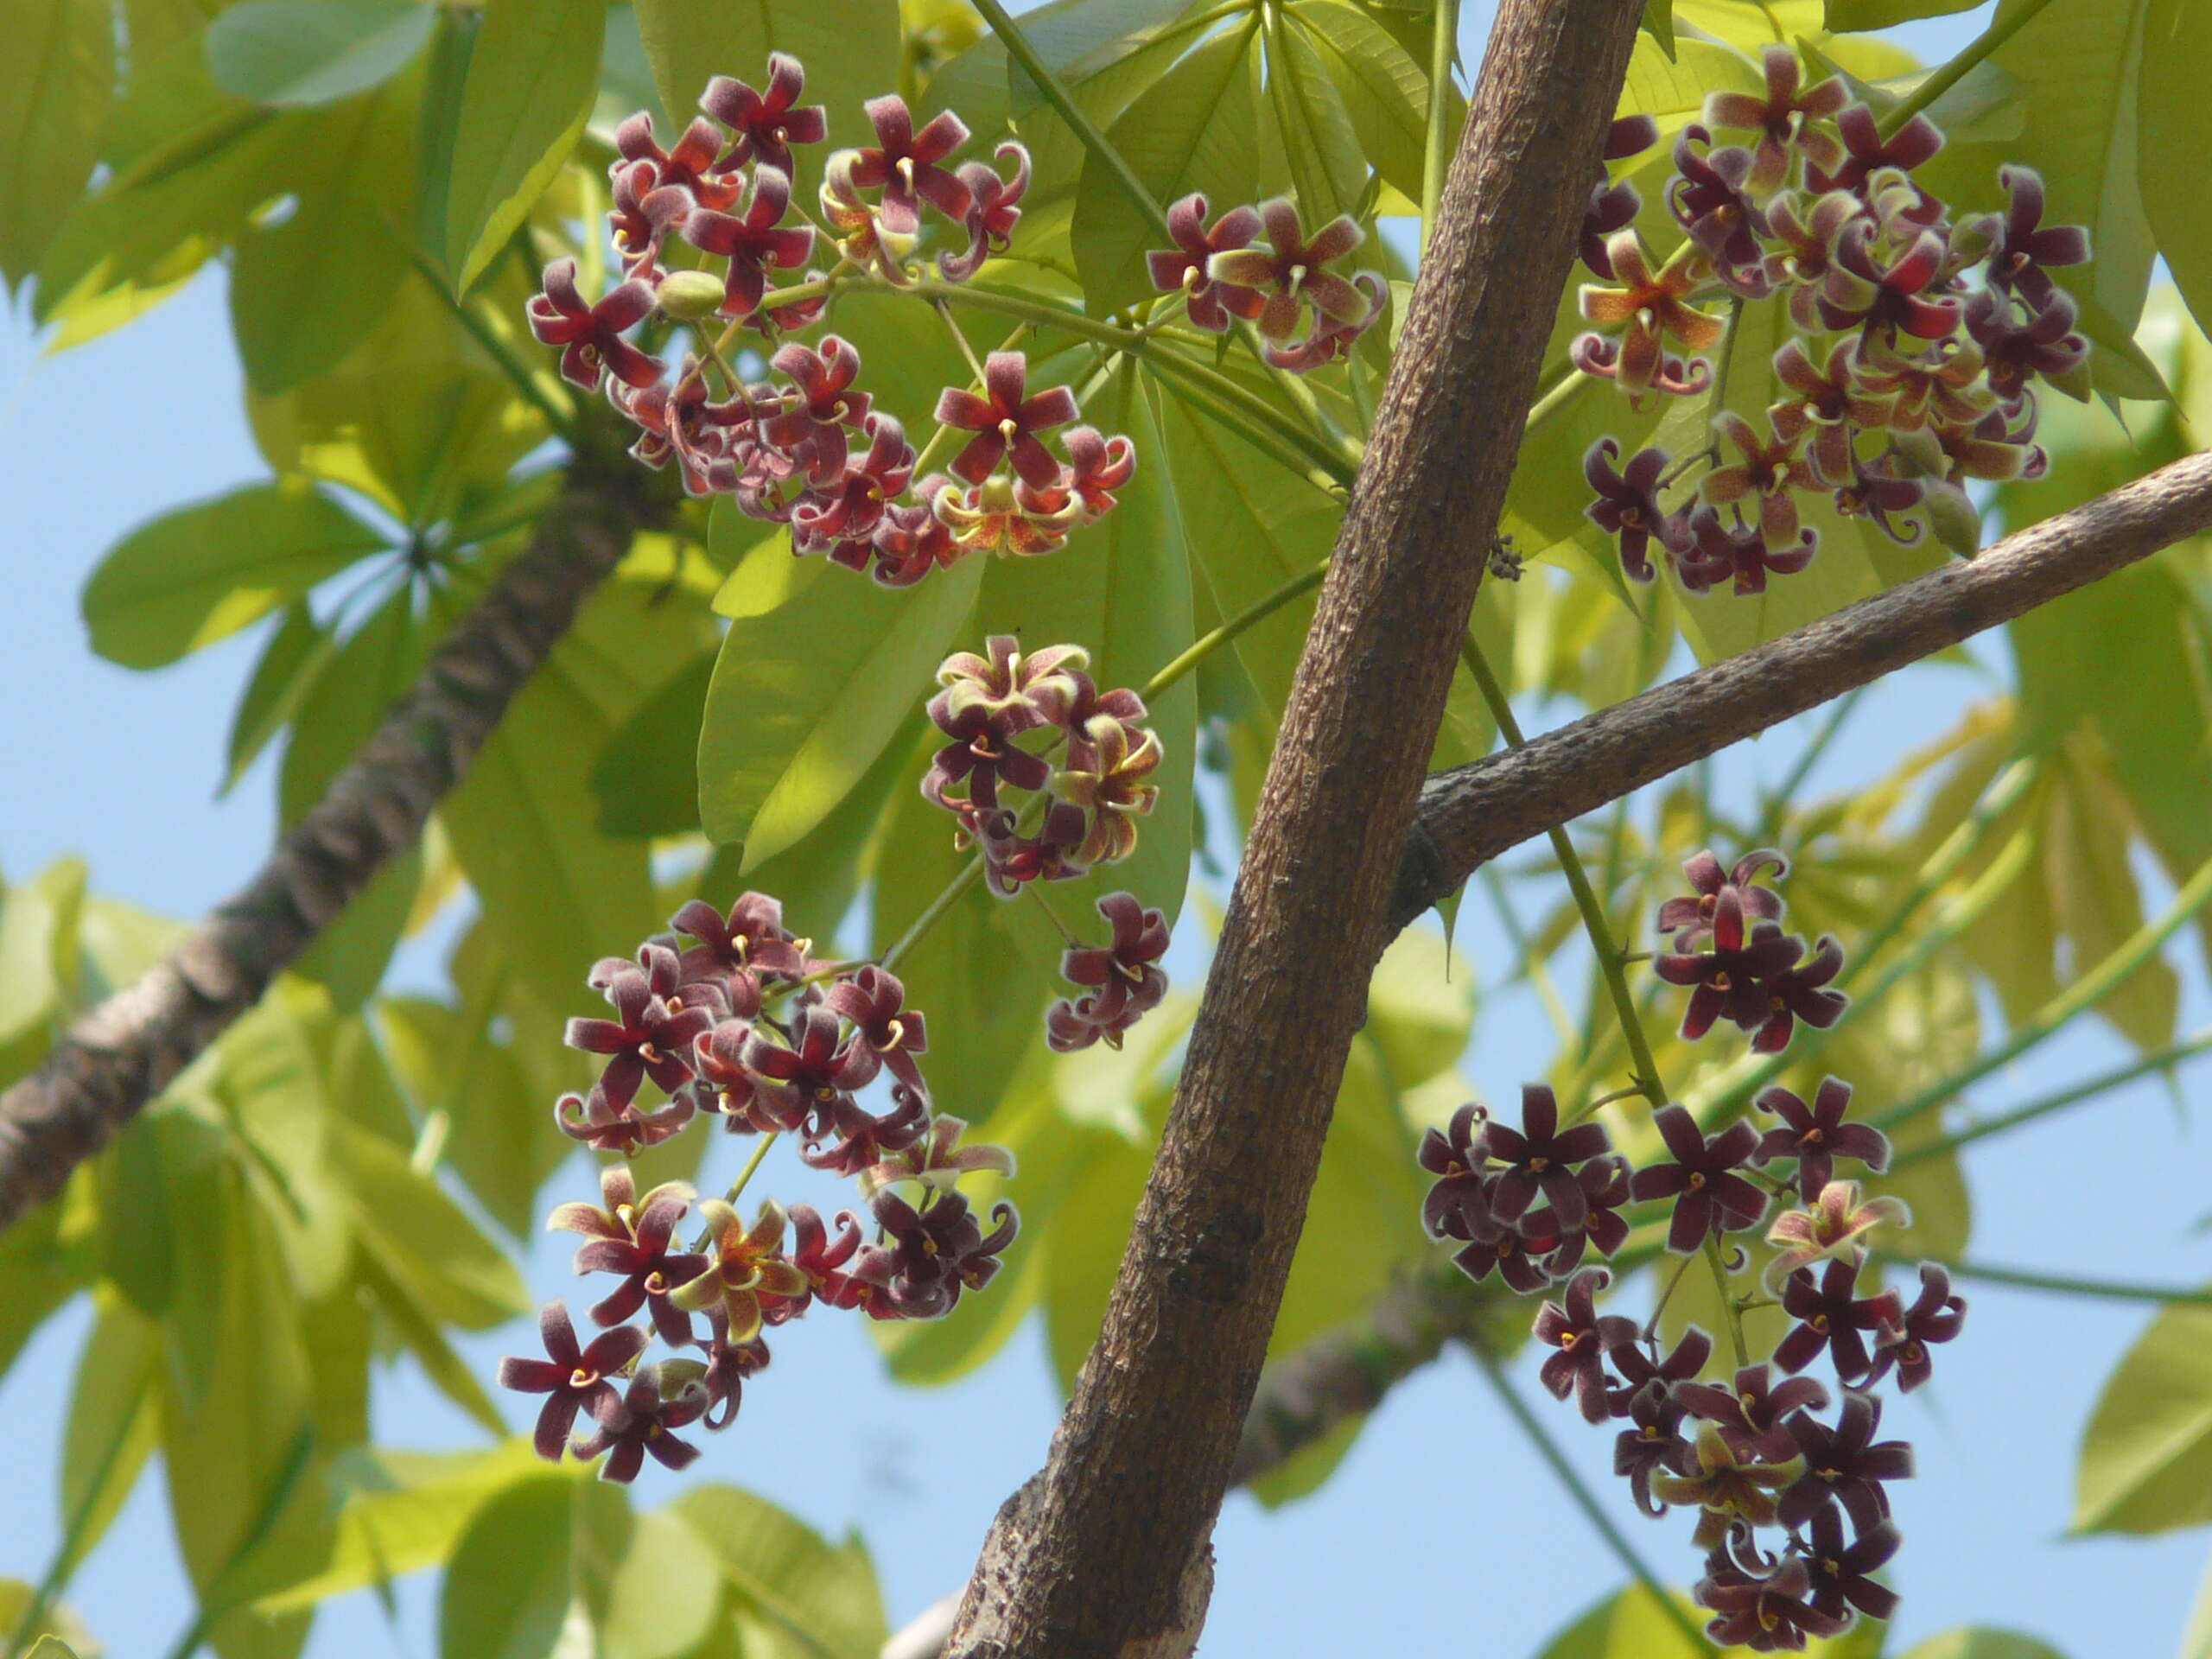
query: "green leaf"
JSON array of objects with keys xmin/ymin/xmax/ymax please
[
  {"xmin": 1363, "ymin": 928, "xmax": 1475, "ymax": 1089},
  {"xmin": 1895, "ymin": 1635, "xmax": 2069, "ymax": 1659},
  {"xmin": 630, "ymin": 0, "xmax": 899, "ymax": 195},
  {"xmin": 82, "ymin": 481, "xmax": 387, "ymax": 670},
  {"xmin": 59, "ymin": 1294, "xmax": 162, "ymax": 1578},
  {"xmin": 206, "ymin": 0, "xmax": 438, "ymax": 106},
  {"xmin": 439, "ymin": 1474, "xmax": 583, "ymax": 1659},
  {"xmin": 225, "ymin": 604, "xmax": 336, "ymax": 796},
  {"xmin": 0, "ymin": 857, "xmax": 87, "ymax": 1084},
  {"xmin": 697, "ymin": 535, "xmax": 982, "ymax": 868},
  {"xmin": 334, "ymin": 1121, "xmax": 531, "ymax": 1330},
  {"xmin": 1264, "ymin": 15, "xmax": 1364, "ymax": 225},
  {"xmin": 2075, "ymin": 1292, "xmax": 2212, "ymax": 1533},
  {"xmin": 231, "ymin": 80, "xmax": 416, "ymax": 394},
  {"xmin": 2179, "ymin": 1541, "xmax": 2212, "ymax": 1659},
  {"xmin": 0, "ymin": 0, "xmax": 112, "ymax": 289},
  {"xmin": 232, "ymin": 1440, "xmax": 546, "ymax": 1613},
  {"xmin": 2139, "ymin": 0, "xmax": 2212, "ymax": 340},
  {"xmin": 593, "ymin": 645, "xmax": 713, "ymax": 837},
  {"xmin": 27, "ymin": 1638, "xmax": 84, "ymax": 1659},
  {"xmin": 602, "ymin": 1507, "xmax": 724, "ymax": 1659},
  {"xmin": 0, "ymin": 1190, "xmax": 86, "ymax": 1381},
  {"xmin": 670, "ymin": 1486, "xmax": 889, "ymax": 1659},
  {"xmin": 442, "ymin": 0, "xmax": 605, "ymax": 293},
  {"xmin": 1823, "ymin": 0, "xmax": 1977, "ymax": 29},
  {"xmin": 1290, "ymin": 0, "xmax": 1456, "ymax": 205},
  {"xmin": 1072, "ymin": 22, "xmax": 1260, "ymax": 312},
  {"xmin": 445, "ymin": 564, "xmax": 702, "ymax": 1007}
]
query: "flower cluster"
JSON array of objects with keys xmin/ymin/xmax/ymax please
[
  {"xmin": 920, "ymin": 635, "xmax": 1164, "ymax": 898},
  {"xmin": 1046, "ymin": 891, "xmax": 1171, "ymax": 1052},
  {"xmin": 1651, "ymin": 847, "xmax": 1847, "ymax": 1054},
  {"xmin": 1416, "ymin": 847, "xmax": 1965, "ymax": 1646},
  {"xmin": 524, "ymin": 55, "xmax": 1135, "ymax": 583},
  {"xmin": 499, "ymin": 892, "xmax": 1019, "ymax": 1480},
  {"xmin": 1146, "ymin": 194, "xmax": 1389, "ymax": 372},
  {"xmin": 1576, "ymin": 47, "xmax": 2093, "ymax": 596}
]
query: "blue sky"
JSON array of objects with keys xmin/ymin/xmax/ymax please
[{"xmin": 8, "ymin": 4, "xmax": 2212, "ymax": 1657}]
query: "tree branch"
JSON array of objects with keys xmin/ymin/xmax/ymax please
[
  {"xmin": 1389, "ymin": 448, "xmax": 2212, "ymax": 932},
  {"xmin": 941, "ymin": 3, "xmax": 1646, "ymax": 1653},
  {"xmin": 0, "ymin": 447, "xmax": 667, "ymax": 1231}
]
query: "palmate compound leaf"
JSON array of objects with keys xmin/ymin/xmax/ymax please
[
  {"xmin": 667, "ymin": 1485, "xmax": 889, "ymax": 1659},
  {"xmin": 80, "ymin": 480, "xmax": 388, "ymax": 670},
  {"xmin": 1288, "ymin": 0, "xmax": 1462, "ymax": 207},
  {"xmin": 2074, "ymin": 1294, "xmax": 2212, "ymax": 1534}
]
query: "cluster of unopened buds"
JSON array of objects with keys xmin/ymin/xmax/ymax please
[
  {"xmin": 524, "ymin": 54, "xmax": 1136, "ymax": 581},
  {"xmin": 1417, "ymin": 848, "xmax": 1964, "ymax": 1647},
  {"xmin": 1577, "ymin": 45, "xmax": 2094, "ymax": 595},
  {"xmin": 499, "ymin": 893, "xmax": 1020, "ymax": 1480}
]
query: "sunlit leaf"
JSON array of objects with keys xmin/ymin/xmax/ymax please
[
  {"xmin": 205, "ymin": 0, "xmax": 437, "ymax": 106},
  {"xmin": 0, "ymin": 0, "xmax": 112, "ymax": 289},
  {"xmin": 670, "ymin": 1485, "xmax": 890, "ymax": 1659},
  {"xmin": 2075, "ymin": 1293, "xmax": 2212, "ymax": 1534}
]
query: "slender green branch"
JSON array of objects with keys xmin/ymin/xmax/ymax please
[
  {"xmin": 159, "ymin": 1424, "xmax": 318, "ymax": 1659},
  {"xmin": 1889, "ymin": 1027, "xmax": 2212, "ymax": 1173},
  {"xmin": 1523, "ymin": 367, "xmax": 1587, "ymax": 432},
  {"xmin": 1142, "ymin": 559, "xmax": 1331, "ymax": 700},
  {"xmin": 1887, "ymin": 1258, "xmax": 2212, "ymax": 1309},
  {"xmin": 881, "ymin": 856, "xmax": 984, "ymax": 972},
  {"xmin": 725, "ymin": 1131, "xmax": 780, "ymax": 1206},
  {"xmin": 407, "ymin": 249, "xmax": 575, "ymax": 441},
  {"xmin": 1873, "ymin": 850, "xmax": 2212, "ymax": 1138},
  {"xmin": 1880, "ymin": 0, "xmax": 2060, "ymax": 135},
  {"xmin": 5, "ymin": 1361, "xmax": 152, "ymax": 1658},
  {"xmin": 932, "ymin": 297, "xmax": 992, "ymax": 384},
  {"xmin": 1421, "ymin": 0, "xmax": 1462, "ymax": 249},
  {"xmin": 1465, "ymin": 1332, "xmax": 1713, "ymax": 1655}
]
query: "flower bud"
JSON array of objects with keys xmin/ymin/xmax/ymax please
[{"xmin": 657, "ymin": 270, "xmax": 728, "ymax": 321}]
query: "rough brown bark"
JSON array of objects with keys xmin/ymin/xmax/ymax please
[
  {"xmin": 0, "ymin": 455, "xmax": 664, "ymax": 1230},
  {"xmin": 1386, "ymin": 446, "xmax": 2212, "ymax": 932},
  {"xmin": 940, "ymin": 3, "xmax": 1646, "ymax": 1654}
]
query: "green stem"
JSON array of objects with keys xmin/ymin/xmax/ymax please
[
  {"xmin": 881, "ymin": 856, "xmax": 984, "ymax": 972},
  {"xmin": 1889, "ymin": 1027, "xmax": 2212, "ymax": 1173},
  {"xmin": 5, "ymin": 1366, "xmax": 152, "ymax": 1658},
  {"xmin": 932, "ymin": 297, "xmax": 991, "ymax": 384},
  {"xmin": 1756, "ymin": 687, "xmax": 1864, "ymax": 843},
  {"xmin": 408, "ymin": 249, "xmax": 574, "ymax": 440},
  {"xmin": 1138, "ymin": 352, "xmax": 1354, "ymax": 491},
  {"xmin": 1888, "ymin": 1257, "xmax": 2212, "ymax": 1308},
  {"xmin": 159, "ymin": 1425, "xmax": 318, "ymax": 1659},
  {"xmin": 1142, "ymin": 559, "xmax": 1331, "ymax": 700},
  {"xmin": 1873, "ymin": 850, "xmax": 2212, "ymax": 1138},
  {"xmin": 1465, "ymin": 1332, "xmax": 1713, "ymax": 1655},
  {"xmin": 1420, "ymin": 0, "xmax": 1462, "ymax": 250},
  {"xmin": 1523, "ymin": 367, "xmax": 1587, "ymax": 433},
  {"xmin": 1880, "ymin": 0, "xmax": 2059, "ymax": 135},
  {"xmin": 725, "ymin": 1131, "xmax": 780, "ymax": 1206}
]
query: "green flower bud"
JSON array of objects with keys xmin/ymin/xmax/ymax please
[{"xmin": 657, "ymin": 270, "xmax": 728, "ymax": 321}]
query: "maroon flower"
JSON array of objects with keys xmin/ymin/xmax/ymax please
[
  {"xmin": 871, "ymin": 498, "xmax": 964, "ymax": 588},
  {"xmin": 1697, "ymin": 1554, "xmax": 1849, "ymax": 1649},
  {"xmin": 1771, "ymin": 337, "xmax": 1893, "ymax": 486},
  {"xmin": 934, "ymin": 352, "xmax": 1080, "ymax": 488},
  {"xmin": 1657, "ymin": 847, "xmax": 1787, "ymax": 944},
  {"xmin": 1966, "ymin": 286, "xmax": 2089, "ymax": 408},
  {"xmin": 1651, "ymin": 1424, "xmax": 1804, "ymax": 1549},
  {"xmin": 1451, "ymin": 1218, "xmax": 1560, "ymax": 1295},
  {"xmin": 1579, "ymin": 176, "xmax": 1643, "ymax": 279},
  {"xmin": 702, "ymin": 54, "xmax": 827, "ymax": 178},
  {"xmin": 1654, "ymin": 888, "xmax": 1810, "ymax": 1039},
  {"xmin": 1584, "ymin": 439, "xmax": 1689, "ymax": 584},
  {"xmin": 1746, "ymin": 932, "xmax": 1849, "ymax": 1055},
  {"xmin": 499, "ymin": 1301, "xmax": 648, "ymax": 1462},
  {"xmin": 1482, "ymin": 1083, "xmax": 1613, "ymax": 1230},
  {"xmin": 526, "ymin": 259, "xmax": 663, "ymax": 392},
  {"xmin": 1206, "ymin": 198, "xmax": 1373, "ymax": 341},
  {"xmin": 1630, "ymin": 1103, "xmax": 1770, "ymax": 1253},
  {"xmin": 1605, "ymin": 1324, "xmax": 1713, "ymax": 1414},
  {"xmin": 940, "ymin": 142, "xmax": 1032, "ymax": 281},
  {"xmin": 672, "ymin": 892, "xmax": 809, "ymax": 992},
  {"xmin": 1669, "ymin": 126, "xmax": 1770, "ymax": 288},
  {"xmin": 553, "ymin": 1079, "xmax": 695, "ymax": 1154},
  {"xmin": 606, "ymin": 158, "xmax": 695, "ymax": 274},
  {"xmin": 550, "ymin": 1166, "xmax": 707, "ymax": 1346},
  {"xmin": 1809, "ymin": 102, "xmax": 1945, "ymax": 213},
  {"xmin": 1050, "ymin": 426, "xmax": 1138, "ymax": 522},
  {"xmin": 858, "ymin": 1113, "xmax": 1016, "ymax": 1198},
  {"xmin": 800, "ymin": 1077, "xmax": 931, "ymax": 1178},
  {"xmin": 1816, "ymin": 220, "xmax": 1962, "ymax": 342},
  {"xmin": 1147, "ymin": 193, "xmax": 1267, "ymax": 331},
  {"xmin": 1774, "ymin": 1257, "xmax": 1903, "ymax": 1382},
  {"xmin": 823, "ymin": 963, "xmax": 929, "ymax": 1093},
  {"xmin": 1675, "ymin": 1362, "xmax": 1830, "ymax": 1464},
  {"xmin": 690, "ymin": 1016, "xmax": 771, "ymax": 1132},
  {"xmin": 564, "ymin": 944, "xmax": 721, "ymax": 1111},
  {"xmin": 743, "ymin": 1002, "xmax": 881, "ymax": 1135},
  {"xmin": 1418, "ymin": 1103, "xmax": 1493, "ymax": 1242},
  {"xmin": 922, "ymin": 636, "xmax": 1086, "ymax": 814},
  {"xmin": 867, "ymin": 1188, "xmax": 1019, "ymax": 1319},
  {"xmin": 1540, "ymin": 1153, "xmax": 1635, "ymax": 1268},
  {"xmin": 1701, "ymin": 45, "xmax": 1847, "ymax": 192},
  {"xmin": 785, "ymin": 1202, "xmax": 868, "ymax": 1309},
  {"xmin": 1701, "ymin": 410, "xmax": 1822, "ymax": 554},
  {"xmin": 1866, "ymin": 1262, "xmax": 1967, "ymax": 1392},
  {"xmin": 1985, "ymin": 163, "xmax": 2090, "ymax": 307},
  {"xmin": 682, "ymin": 166, "xmax": 816, "ymax": 316},
  {"xmin": 616, "ymin": 111, "xmax": 737, "ymax": 207},
  {"xmin": 1049, "ymin": 891, "xmax": 1171, "ymax": 1052},
  {"xmin": 572, "ymin": 1363, "xmax": 711, "ymax": 1483},
  {"xmin": 791, "ymin": 412, "xmax": 913, "ymax": 562},
  {"xmin": 1535, "ymin": 1268, "xmax": 1639, "ymax": 1423},
  {"xmin": 1755, "ymin": 1077, "xmax": 1889, "ymax": 1202},
  {"xmin": 1264, "ymin": 271, "xmax": 1387, "ymax": 373},
  {"xmin": 1781, "ymin": 1388, "xmax": 1916, "ymax": 1531},
  {"xmin": 846, "ymin": 94, "xmax": 972, "ymax": 233},
  {"xmin": 1614, "ymin": 1381, "xmax": 1690, "ymax": 1516},
  {"xmin": 763, "ymin": 335, "xmax": 872, "ymax": 485},
  {"xmin": 1807, "ymin": 1510, "xmax": 1902, "ymax": 1624},
  {"xmin": 1832, "ymin": 448, "xmax": 1927, "ymax": 544}
]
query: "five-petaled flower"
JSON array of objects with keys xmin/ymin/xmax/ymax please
[
  {"xmin": 1148, "ymin": 194, "xmax": 1266, "ymax": 331},
  {"xmin": 1754, "ymin": 1077, "xmax": 1891, "ymax": 1201},
  {"xmin": 682, "ymin": 166, "xmax": 816, "ymax": 315},
  {"xmin": 1205, "ymin": 198, "xmax": 1374, "ymax": 342},
  {"xmin": 1578, "ymin": 234, "xmax": 1726, "ymax": 400},
  {"xmin": 1630, "ymin": 1103, "xmax": 1771, "ymax": 1253},
  {"xmin": 702, "ymin": 53, "xmax": 826, "ymax": 176},
  {"xmin": 934, "ymin": 353, "xmax": 1081, "ymax": 488},
  {"xmin": 846, "ymin": 94, "xmax": 972, "ymax": 233},
  {"xmin": 1047, "ymin": 891, "xmax": 1171, "ymax": 1052},
  {"xmin": 527, "ymin": 259, "xmax": 662, "ymax": 391},
  {"xmin": 499, "ymin": 1302, "xmax": 649, "ymax": 1462},
  {"xmin": 1535, "ymin": 1268, "xmax": 1639, "ymax": 1423}
]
